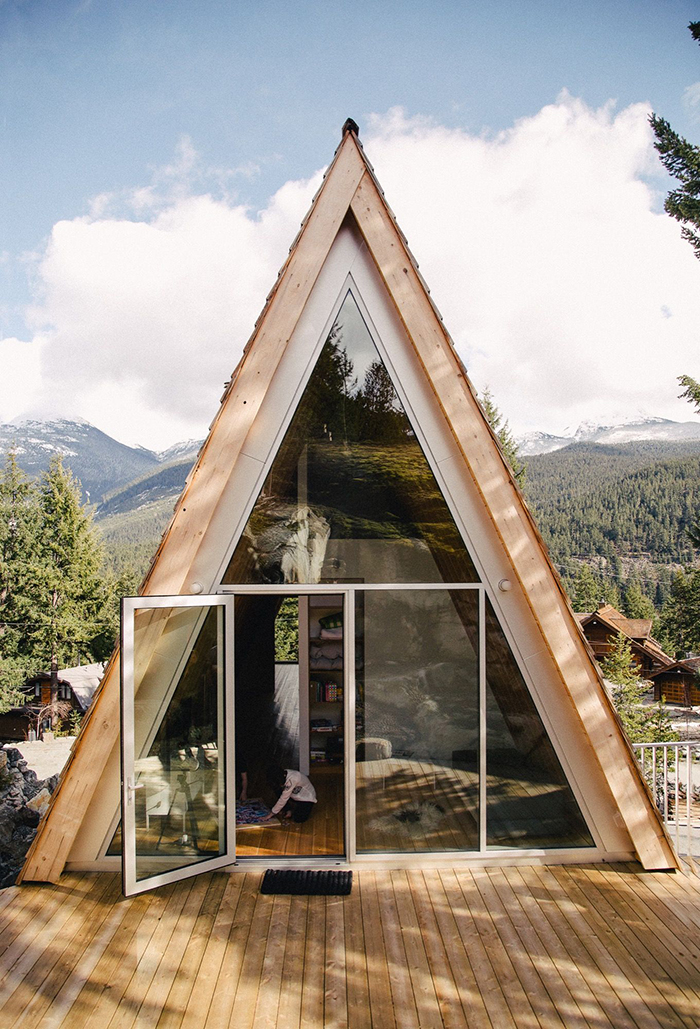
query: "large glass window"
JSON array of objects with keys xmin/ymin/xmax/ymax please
[
  {"xmin": 355, "ymin": 589, "xmax": 480, "ymax": 853},
  {"xmin": 223, "ymin": 291, "xmax": 479, "ymax": 585},
  {"xmin": 484, "ymin": 599, "xmax": 593, "ymax": 849}
]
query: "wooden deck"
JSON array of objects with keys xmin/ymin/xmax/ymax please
[{"xmin": 2, "ymin": 863, "xmax": 700, "ymax": 1027}]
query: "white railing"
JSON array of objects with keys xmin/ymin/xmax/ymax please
[{"xmin": 633, "ymin": 742, "xmax": 700, "ymax": 858}]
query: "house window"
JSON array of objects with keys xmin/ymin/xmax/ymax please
[{"xmin": 223, "ymin": 291, "xmax": 480, "ymax": 586}]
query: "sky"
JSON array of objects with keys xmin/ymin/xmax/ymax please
[{"xmin": 2, "ymin": 0, "xmax": 700, "ymax": 450}]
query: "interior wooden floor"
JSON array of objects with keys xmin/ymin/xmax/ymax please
[
  {"xmin": 3, "ymin": 862, "xmax": 700, "ymax": 1028},
  {"xmin": 236, "ymin": 759, "xmax": 590, "ymax": 858},
  {"xmin": 237, "ymin": 765, "xmax": 344, "ymax": 858}
]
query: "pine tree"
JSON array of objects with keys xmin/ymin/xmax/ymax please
[
  {"xmin": 479, "ymin": 388, "xmax": 527, "ymax": 488},
  {"xmin": 601, "ymin": 632, "xmax": 676, "ymax": 743},
  {"xmin": 0, "ymin": 453, "xmax": 116, "ymax": 717},
  {"xmin": 32, "ymin": 457, "xmax": 109, "ymax": 673},
  {"xmin": 678, "ymin": 375, "xmax": 700, "ymax": 548},
  {"xmin": 658, "ymin": 569, "xmax": 700, "ymax": 657},
  {"xmin": 623, "ymin": 579, "xmax": 656, "ymax": 621},
  {"xmin": 650, "ymin": 23, "xmax": 700, "ymax": 258},
  {"xmin": 571, "ymin": 564, "xmax": 600, "ymax": 612},
  {"xmin": 0, "ymin": 452, "xmax": 39, "ymax": 707}
]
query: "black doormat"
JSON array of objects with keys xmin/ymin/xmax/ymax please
[{"xmin": 260, "ymin": 869, "xmax": 353, "ymax": 895}]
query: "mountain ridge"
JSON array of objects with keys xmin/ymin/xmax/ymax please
[
  {"xmin": 0, "ymin": 418, "xmax": 203, "ymax": 500},
  {"xmin": 517, "ymin": 416, "xmax": 700, "ymax": 455}
]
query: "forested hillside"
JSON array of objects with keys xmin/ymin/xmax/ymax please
[
  {"xmin": 527, "ymin": 442, "xmax": 700, "ymax": 562},
  {"xmin": 525, "ymin": 440, "xmax": 700, "ymax": 607}
]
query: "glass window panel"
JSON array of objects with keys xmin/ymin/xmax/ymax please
[
  {"xmin": 223, "ymin": 291, "xmax": 479, "ymax": 585},
  {"xmin": 356, "ymin": 589, "xmax": 479, "ymax": 853},
  {"xmin": 485, "ymin": 598, "xmax": 593, "ymax": 849},
  {"xmin": 128, "ymin": 605, "xmax": 227, "ymax": 881}
]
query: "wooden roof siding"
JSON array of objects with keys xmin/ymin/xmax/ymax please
[
  {"xmin": 581, "ymin": 605, "xmax": 653, "ymax": 640},
  {"xmin": 578, "ymin": 608, "xmax": 674, "ymax": 668},
  {"xmin": 19, "ymin": 122, "xmax": 677, "ymax": 883},
  {"xmin": 650, "ymin": 656, "xmax": 700, "ymax": 679},
  {"xmin": 3, "ymin": 865, "xmax": 700, "ymax": 1027}
]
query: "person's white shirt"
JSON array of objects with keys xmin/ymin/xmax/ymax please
[{"xmin": 270, "ymin": 769, "xmax": 317, "ymax": 814}]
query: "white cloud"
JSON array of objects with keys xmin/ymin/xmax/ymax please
[
  {"xmin": 0, "ymin": 337, "xmax": 43, "ymax": 423},
  {"xmin": 683, "ymin": 81, "xmax": 700, "ymax": 118},
  {"xmin": 4, "ymin": 98, "xmax": 700, "ymax": 449},
  {"xmin": 364, "ymin": 99, "xmax": 700, "ymax": 435},
  {"xmin": 15, "ymin": 163, "xmax": 323, "ymax": 448}
]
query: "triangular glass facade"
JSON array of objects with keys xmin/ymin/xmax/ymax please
[{"xmin": 223, "ymin": 291, "xmax": 479, "ymax": 585}]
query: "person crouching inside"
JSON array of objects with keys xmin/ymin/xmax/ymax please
[{"xmin": 263, "ymin": 765, "xmax": 317, "ymax": 823}]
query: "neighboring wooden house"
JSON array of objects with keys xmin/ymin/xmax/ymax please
[
  {"xmin": 0, "ymin": 663, "xmax": 103, "ymax": 742},
  {"xmin": 650, "ymin": 656, "xmax": 700, "ymax": 706},
  {"xmin": 575, "ymin": 603, "xmax": 673, "ymax": 677},
  {"xmin": 19, "ymin": 120, "xmax": 677, "ymax": 894}
]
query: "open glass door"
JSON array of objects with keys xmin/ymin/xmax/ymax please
[{"xmin": 121, "ymin": 595, "xmax": 235, "ymax": 896}]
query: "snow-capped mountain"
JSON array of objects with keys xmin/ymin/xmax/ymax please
[
  {"xmin": 157, "ymin": 439, "xmax": 204, "ymax": 464},
  {"xmin": 518, "ymin": 417, "xmax": 700, "ymax": 455},
  {"xmin": 0, "ymin": 418, "xmax": 161, "ymax": 499}
]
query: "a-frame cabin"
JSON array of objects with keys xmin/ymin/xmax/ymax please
[{"xmin": 20, "ymin": 121, "xmax": 676, "ymax": 894}]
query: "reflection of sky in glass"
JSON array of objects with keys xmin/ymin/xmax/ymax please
[{"xmin": 336, "ymin": 291, "xmax": 382, "ymax": 393}]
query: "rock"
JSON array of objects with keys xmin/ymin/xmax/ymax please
[
  {"xmin": 26, "ymin": 788, "xmax": 51, "ymax": 818},
  {"xmin": 0, "ymin": 746, "xmax": 60, "ymax": 889}
]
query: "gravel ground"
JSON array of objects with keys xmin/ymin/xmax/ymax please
[{"xmin": 2, "ymin": 737, "xmax": 76, "ymax": 780}]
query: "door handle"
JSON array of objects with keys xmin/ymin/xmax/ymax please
[{"xmin": 126, "ymin": 778, "xmax": 144, "ymax": 804}]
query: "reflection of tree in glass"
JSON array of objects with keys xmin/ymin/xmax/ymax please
[
  {"xmin": 300, "ymin": 325, "xmax": 357, "ymax": 444},
  {"xmin": 358, "ymin": 361, "xmax": 407, "ymax": 442},
  {"xmin": 288, "ymin": 324, "xmax": 406, "ymax": 446}
]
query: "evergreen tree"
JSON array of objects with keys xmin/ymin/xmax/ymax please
[
  {"xmin": 31, "ymin": 457, "xmax": 109, "ymax": 673},
  {"xmin": 571, "ymin": 564, "xmax": 600, "ymax": 612},
  {"xmin": 679, "ymin": 374, "xmax": 700, "ymax": 411},
  {"xmin": 0, "ymin": 453, "xmax": 116, "ymax": 717},
  {"xmin": 623, "ymin": 579, "xmax": 656, "ymax": 621},
  {"xmin": 479, "ymin": 388, "xmax": 527, "ymax": 488},
  {"xmin": 658, "ymin": 569, "xmax": 700, "ymax": 657},
  {"xmin": 601, "ymin": 632, "xmax": 676, "ymax": 743},
  {"xmin": 650, "ymin": 23, "xmax": 700, "ymax": 258},
  {"xmin": 0, "ymin": 452, "xmax": 39, "ymax": 706},
  {"xmin": 678, "ymin": 375, "xmax": 700, "ymax": 547}
]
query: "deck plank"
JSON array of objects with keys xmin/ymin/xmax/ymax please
[
  {"xmin": 452, "ymin": 868, "xmax": 539, "ymax": 1028},
  {"xmin": 179, "ymin": 875, "xmax": 245, "ymax": 1029},
  {"xmin": 408, "ymin": 868, "xmax": 486, "ymax": 1029},
  {"xmin": 5, "ymin": 872, "xmax": 118, "ymax": 1029},
  {"xmin": 58, "ymin": 886, "xmax": 170, "ymax": 1027},
  {"xmin": 298, "ymin": 895, "xmax": 326, "ymax": 1028},
  {"xmin": 35, "ymin": 882, "xmax": 137, "ymax": 1029},
  {"xmin": 251, "ymin": 894, "xmax": 292, "ymax": 1029},
  {"xmin": 342, "ymin": 874, "xmax": 371, "ymax": 1029},
  {"xmin": 564, "ymin": 866, "xmax": 700, "ymax": 1029},
  {"xmin": 156, "ymin": 873, "xmax": 230, "ymax": 1029},
  {"xmin": 275, "ymin": 894, "xmax": 309, "ymax": 1029},
  {"xmin": 544, "ymin": 865, "xmax": 688, "ymax": 1029},
  {"xmin": 503, "ymin": 866, "xmax": 617, "ymax": 1029},
  {"xmin": 205, "ymin": 873, "xmax": 261, "ymax": 1029},
  {"xmin": 437, "ymin": 869, "xmax": 516, "ymax": 1029},
  {"xmin": 390, "ymin": 870, "xmax": 443, "ymax": 1029},
  {"xmin": 473, "ymin": 867, "xmax": 566, "ymax": 1029},
  {"xmin": 323, "ymin": 893, "xmax": 348, "ymax": 1029},
  {"xmin": 2, "ymin": 863, "xmax": 700, "ymax": 1028},
  {"xmin": 359, "ymin": 870, "xmax": 397, "ymax": 1029}
]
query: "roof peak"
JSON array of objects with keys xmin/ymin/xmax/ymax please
[{"xmin": 342, "ymin": 117, "xmax": 360, "ymax": 138}]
